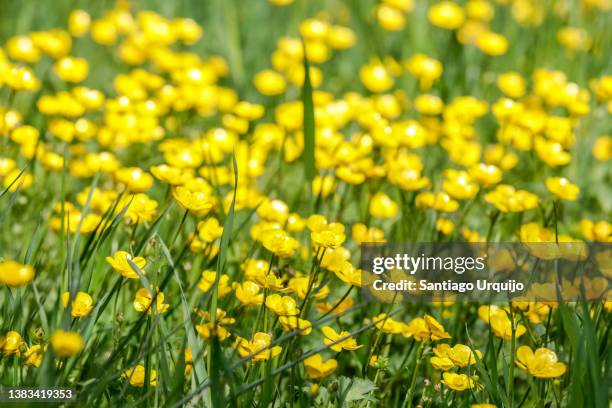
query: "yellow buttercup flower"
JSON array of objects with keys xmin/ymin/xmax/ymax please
[
  {"xmin": 62, "ymin": 291, "xmax": 94, "ymax": 317},
  {"xmin": 489, "ymin": 310, "xmax": 526, "ymax": 341},
  {"xmin": 430, "ymin": 355, "xmax": 454, "ymax": 371},
  {"xmin": 468, "ymin": 163, "xmax": 502, "ymax": 187},
  {"xmin": 303, "ymin": 354, "xmax": 338, "ymax": 379},
  {"xmin": 114, "ymin": 167, "xmax": 153, "ymax": 193},
  {"xmin": 515, "ymin": 346, "xmax": 567, "ymax": 378},
  {"xmin": 436, "ymin": 218, "xmax": 455, "ymax": 235},
  {"xmin": 333, "ymin": 263, "xmax": 362, "ymax": 287},
  {"xmin": 311, "ymin": 222, "xmax": 346, "ymax": 249},
  {"xmin": 321, "ymin": 326, "xmax": 362, "ymax": 351},
  {"xmin": 261, "ymin": 228, "xmax": 299, "ymax": 258},
  {"xmin": 359, "ymin": 60, "xmax": 394, "ymax": 93},
  {"xmin": 557, "ymin": 27, "xmax": 591, "ymax": 51},
  {"xmin": 150, "ymin": 164, "xmax": 193, "ymax": 185},
  {"xmin": 327, "ymin": 25, "xmax": 356, "ymax": 49},
  {"xmin": 428, "ymin": 1, "xmax": 465, "ymax": 30},
  {"xmin": 24, "ymin": 344, "xmax": 44, "ymax": 367},
  {"xmin": 403, "ymin": 315, "xmax": 451, "ymax": 341},
  {"xmin": 545, "ymin": 177, "xmax": 579, "ymax": 201},
  {"xmin": 123, "ymin": 193, "xmax": 158, "ymax": 224},
  {"xmin": 50, "ymin": 211, "xmax": 102, "ymax": 234},
  {"xmin": 3, "ymin": 169, "xmax": 34, "ymax": 192},
  {"xmin": 133, "ymin": 288, "xmax": 170, "ymax": 315},
  {"xmin": 497, "ymin": 72, "xmax": 526, "ymax": 99},
  {"xmin": 6, "ymin": 35, "xmax": 41, "ymax": 62},
  {"xmin": 312, "ymin": 175, "xmax": 336, "ymax": 198},
  {"xmin": 485, "ymin": 184, "xmax": 538, "ymax": 212},
  {"xmin": 54, "ymin": 57, "xmax": 89, "ymax": 83},
  {"xmin": 50, "ymin": 330, "xmax": 84, "ymax": 358},
  {"xmin": 352, "ymin": 223, "xmax": 385, "ymax": 244},
  {"xmin": 68, "ymin": 9, "xmax": 91, "ymax": 37},
  {"xmin": 441, "ymin": 372, "xmax": 478, "ymax": 391},
  {"xmin": 234, "ymin": 281, "xmax": 264, "ymax": 306},
  {"xmin": 196, "ymin": 217, "xmax": 223, "ymax": 242},
  {"xmin": 278, "ymin": 315, "xmax": 313, "ymax": 335},
  {"xmin": 172, "ymin": 186, "xmax": 214, "ymax": 213},
  {"xmin": 233, "ymin": 332, "xmax": 282, "ymax": 362},
  {"xmin": 369, "ymin": 192, "xmax": 399, "ymax": 219},
  {"xmin": 123, "ymin": 365, "xmax": 157, "ymax": 387},
  {"xmin": 376, "ymin": 5, "xmax": 406, "ymax": 31},
  {"xmin": 405, "ymin": 54, "xmax": 443, "ymax": 90},
  {"xmin": 105, "ymin": 251, "xmax": 146, "ymax": 279},
  {"xmin": 442, "ymin": 169, "xmax": 479, "ymax": 200},
  {"xmin": 0, "ymin": 157, "xmax": 17, "ymax": 177},
  {"xmin": 415, "ymin": 94, "xmax": 444, "ymax": 115},
  {"xmin": 0, "ymin": 260, "xmax": 35, "ymax": 288},
  {"xmin": 477, "ymin": 32, "xmax": 509, "ymax": 56},
  {"xmin": 254, "ymin": 70, "xmax": 286, "ymax": 96},
  {"xmin": 447, "ymin": 344, "xmax": 482, "ymax": 367},
  {"xmin": 197, "ymin": 271, "xmax": 232, "ymax": 297},
  {"xmin": 466, "ymin": 0, "xmax": 494, "ymax": 21},
  {"xmin": 0, "ymin": 331, "xmax": 24, "ymax": 356},
  {"xmin": 416, "ymin": 191, "xmax": 460, "ymax": 212},
  {"xmin": 424, "ymin": 315, "xmax": 452, "ymax": 340},
  {"xmin": 265, "ymin": 294, "xmax": 299, "ymax": 316},
  {"xmin": 373, "ymin": 313, "xmax": 406, "ymax": 334},
  {"xmin": 580, "ymin": 220, "xmax": 611, "ymax": 242},
  {"xmin": 195, "ymin": 309, "xmax": 235, "ymax": 341},
  {"xmin": 289, "ymin": 275, "xmax": 329, "ymax": 300},
  {"xmin": 592, "ymin": 135, "xmax": 611, "ymax": 161}
]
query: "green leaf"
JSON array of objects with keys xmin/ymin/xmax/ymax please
[{"xmin": 344, "ymin": 378, "xmax": 377, "ymax": 403}]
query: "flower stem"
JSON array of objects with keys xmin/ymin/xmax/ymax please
[{"xmin": 402, "ymin": 340, "xmax": 426, "ymax": 408}]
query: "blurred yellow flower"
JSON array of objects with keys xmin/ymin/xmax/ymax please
[
  {"xmin": 485, "ymin": 184, "xmax": 538, "ymax": 212},
  {"xmin": 254, "ymin": 70, "xmax": 286, "ymax": 96},
  {"xmin": 376, "ymin": 5, "xmax": 406, "ymax": 31},
  {"xmin": 122, "ymin": 364, "xmax": 157, "ymax": 387},
  {"xmin": 428, "ymin": 1, "xmax": 465, "ymax": 30},
  {"xmin": 477, "ymin": 32, "xmax": 508, "ymax": 56},
  {"xmin": 545, "ymin": 177, "xmax": 579, "ymax": 201},
  {"xmin": 369, "ymin": 192, "xmax": 399, "ymax": 218},
  {"xmin": 54, "ymin": 57, "xmax": 89, "ymax": 83},
  {"xmin": 497, "ymin": 72, "xmax": 526, "ymax": 99},
  {"xmin": 50, "ymin": 330, "xmax": 84, "ymax": 358},
  {"xmin": 359, "ymin": 60, "xmax": 394, "ymax": 93},
  {"xmin": 0, "ymin": 260, "xmax": 35, "ymax": 288}
]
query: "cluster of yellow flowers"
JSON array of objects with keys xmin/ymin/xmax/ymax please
[{"xmin": 0, "ymin": 0, "xmax": 610, "ymax": 405}]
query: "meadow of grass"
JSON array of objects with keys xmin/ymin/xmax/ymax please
[{"xmin": 0, "ymin": 0, "xmax": 611, "ymax": 407}]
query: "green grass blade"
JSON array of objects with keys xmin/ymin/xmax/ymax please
[{"xmin": 301, "ymin": 44, "xmax": 316, "ymax": 184}]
